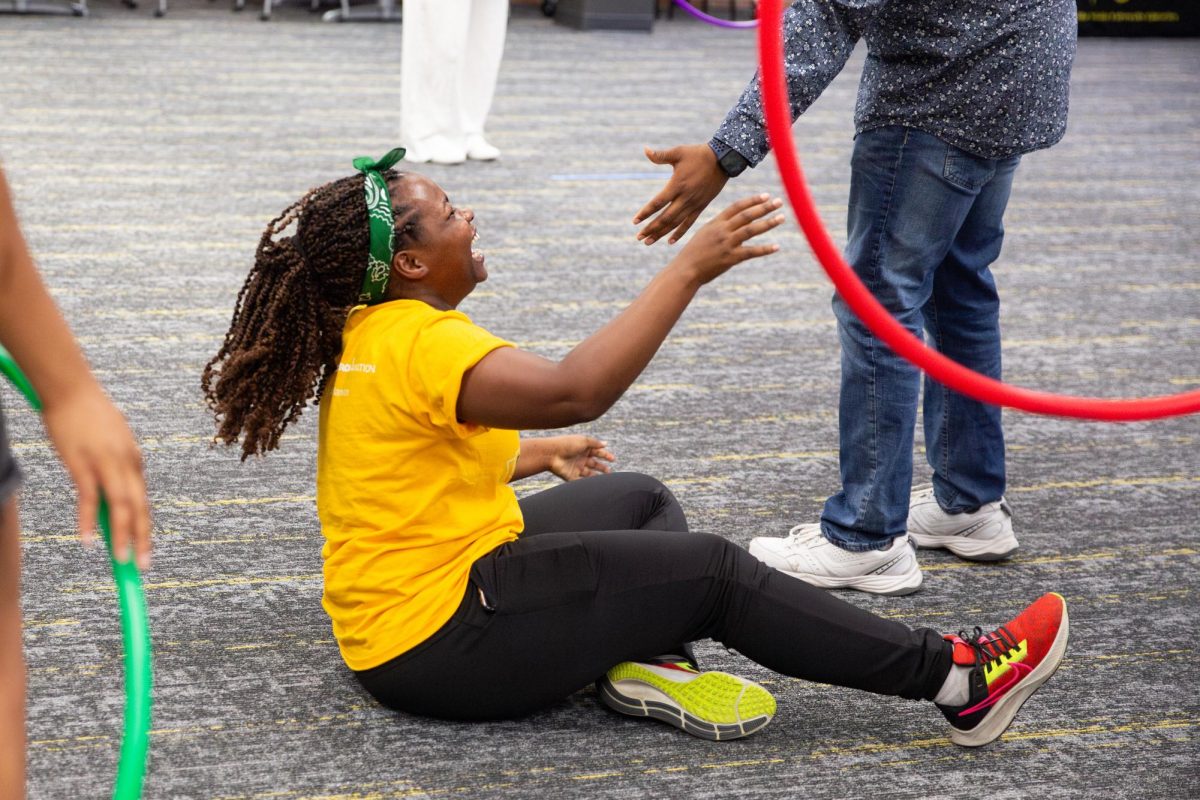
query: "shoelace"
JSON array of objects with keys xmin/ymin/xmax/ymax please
[
  {"xmin": 959, "ymin": 624, "xmax": 1020, "ymax": 668},
  {"xmin": 954, "ymin": 624, "xmax": 1026, "ymax": 716},
  {"xmin": 785, "ymin": 523, "xmax": 823, "ymax": 542}
]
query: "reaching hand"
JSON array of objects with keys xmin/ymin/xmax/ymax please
[
  {"xmin": 672, "ymin": 194, "xmax": 785, "ymax": 286},
  {"xmin": 634, "ymin": 144, "xmax": 730, "ymax": 245},
  {"xmin": 548, "ymin": 435, "xmax": 616, "ymax": 482},
  {"xmin": 40, "ymin": 385, "xmax": 151, "ymax": 570}
]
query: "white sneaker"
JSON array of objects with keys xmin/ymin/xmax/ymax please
[
  {"xmin": 403, "ymin": 138, "xmax": 466, "ymax": 165},
  {"xmin": 906, "ymin": 486, "xmax": 1018, "ymax": 561},
  {"xmin": 465, "ymin": 134, "xmax": 501, "ymax": 161},
  {"xmin": 748, "ymin": 523, "xmax": 923, "ymax": 596}
]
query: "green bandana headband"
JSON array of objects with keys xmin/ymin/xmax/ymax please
[{"xmin": 352, "ymin": 147, "xmax": 406, "ymax": 305}]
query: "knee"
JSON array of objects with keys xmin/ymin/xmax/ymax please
[
  {"xmin": 607, "ymin": 472, "xmax": 688, "ymax": 533},
  {"xmin": 601, "ymin": 472, "xmax": 666, "ymax": 491},
  {"xmin": 688, "ymin": 532, "xmax": 766, "ymax": 582}
]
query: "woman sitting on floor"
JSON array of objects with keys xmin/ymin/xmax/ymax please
[{"xmin": 202, "ymin": 149, "xmax": 1067, "ymax": 744}]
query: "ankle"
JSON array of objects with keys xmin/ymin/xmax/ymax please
[{"xmin": 933, "ymin": 664, "xmax": 972, "ymax": 707}]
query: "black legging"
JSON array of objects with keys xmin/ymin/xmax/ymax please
[{"xmin": 356, "ymin": 473, "xmax": 952, "ymax": 720}]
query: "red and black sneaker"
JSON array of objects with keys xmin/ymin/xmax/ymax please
[{"xmin": 937, "ymin": 592, "xmax": 1069, "ymax": 747}]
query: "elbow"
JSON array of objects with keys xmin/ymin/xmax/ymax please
[
  {"xmin": 555, "ymin": 396, "xmax": 610, "ymax": 427},
  {"xmin": 546, "ymin": 387, "xmax": 619, "ymax": 428},
  {"xmin": 572, "ymin": 398, "xmax": 610, "ymax": 425}
]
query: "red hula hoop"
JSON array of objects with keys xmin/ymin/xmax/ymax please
[{"xmin": 756, "ymin": 0, "xmax": 1200, "ymax": 421}]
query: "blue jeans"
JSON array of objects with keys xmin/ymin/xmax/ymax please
[{"xmin": 821, "ymin": 127, "xmax": 1020, "ymax": 551}]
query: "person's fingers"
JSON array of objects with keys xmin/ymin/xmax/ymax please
[
  {"xmin": 97, "ymin": 460, "xmax": 135, "ymax": 565},
  {"xmin": 71, "ymin": 464, "xmax": 99, "ymax": 550},
  {"xmin": 634, "ymin": 194, "xmax": 673, "ymax": 228},
  {"xmin": 127, "ymin": 459, "xmax": 152, "ymax": 571},
  {"xmin": 640, "ymin": 214, "xmax": 685, "ymax": 244},
  {"xmin": 716, "ymin": 193, "xmax": 773, "ymax": 222},
  {"xmin": 634, "ymin": 194, "xmax": 677, "ymax": 232},
  {"xmin": 734, "ymin": 242, "xmax": 783, "ymax": 263},
  {"xmin": 666, "ymin": 210, "xmax": 706, "ymax": 244},
  {"xmin": 729, "ymin": 196, "xmax": 783, "ymax": 228},
  {"xmin": 643, "ymin": 145, "xmax": 680, "ymax": 166},
  {"xmin": 736, "ymin": 213, "xmax": 788, "ymax": 243},
  {"xmin": 634, "ymin": 147, "xmax": 684, "ymax": 226}
]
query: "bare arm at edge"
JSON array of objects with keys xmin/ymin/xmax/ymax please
[{"xmin": 0, "ymin": 168, "xmax": 151, "ymax": 569}]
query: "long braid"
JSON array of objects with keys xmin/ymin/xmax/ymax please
[{"xmin": 202, "ymin": 170, "xmax": 416, "ymax": 459}]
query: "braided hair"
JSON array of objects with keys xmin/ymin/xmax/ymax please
[{"xmin": 202, "ymin": 170, "xmax": 421, "ymax": 459}]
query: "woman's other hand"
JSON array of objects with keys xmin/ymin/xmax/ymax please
[{"xmin": 547, "ymin": 435, "xmax": 615, "ymax": 481}]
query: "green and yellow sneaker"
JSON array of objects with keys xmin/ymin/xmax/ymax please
[{"xmin": 597, "ymin": 659, "xmax": 776, "ymax": 741}]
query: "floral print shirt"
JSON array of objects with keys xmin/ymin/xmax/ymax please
[{"xmin": 713, "ymin": 0, "xmax": 1078, "ymax": 162}]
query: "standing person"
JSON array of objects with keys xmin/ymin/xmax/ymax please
[
  {"xmin": 633, "ymin": 0, "xmax": 1078, "ymax": 595},
  {"xmin": 202, "ymin": 150, "xmax": 1069, "ymax": 745},
  {"xmin": 0, "ymin": 166, "xmax": 151, "ymax": 799},
  {"xmin": 399, "ymin": 0, "xmax": 508, "ymax": 165}
]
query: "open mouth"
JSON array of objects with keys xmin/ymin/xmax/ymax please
[{"xmin": 471, "ymin": 227, "xmax": 484, "ymax": 268}]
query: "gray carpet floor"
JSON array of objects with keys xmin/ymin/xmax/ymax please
[{"xmin": 1, "ymin": 3, "xmax": 1198, "ymax": 798}]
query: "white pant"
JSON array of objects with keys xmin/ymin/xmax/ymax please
[{"xmin": 399, "ymin": 0, "xmax": 509, "ymax": 155}]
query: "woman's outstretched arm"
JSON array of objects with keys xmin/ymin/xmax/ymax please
[{"xmin": 458, "ymin": 194, "xmax": 783, "ymax": 430}]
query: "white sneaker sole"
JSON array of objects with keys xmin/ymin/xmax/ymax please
[
  {"xmin": 771, "ymin": 565, "xmax": 924, "ymax": 596},
  {"xmin": 748, "ymin": 534, "xmax": 924, "ymax": 596},
  {"xmin": 949, "ymin": 597, "xmax": 1070, "ymax": 748},
  {"xmin": 909, "ymin": 529, "xmax": 1019, "ymax": 561}
]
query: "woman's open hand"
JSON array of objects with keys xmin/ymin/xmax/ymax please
[
  {"xmin": 672, "ymin": 194, "xmax": 785, "ymax": 286},
  {"xmin": 547, "ymin": 435, "xmax": 615, "ymax": 482},
  {"xmin": 511, "ymin": 435, "xmax": 616, "ymax": 482}
]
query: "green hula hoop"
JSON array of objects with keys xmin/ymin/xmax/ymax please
[{"xmin": 0, "ymin": 345, "xmax": 152, "ymax": 799}]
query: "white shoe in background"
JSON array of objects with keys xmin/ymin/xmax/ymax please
[
  {"xmin": 403, "ymin": 138, "xmax": 467, "ymax": 165},
  {"xmin": 748, "ymin": 523, "xmax": 923, "ymax": 596},
  {"xmin": 465, "ymin": 134, "xmax": 501, "ymax": 161},
  {"xmin": 907, "ymin": 486, "xmax": 1018, "ymax": 561}
]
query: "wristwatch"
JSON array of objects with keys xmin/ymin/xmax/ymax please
[
  {"xmin": 710, "ymin": 139, "xmax": 750, "ymax": 178},
  {"xmin": 718, "ymin": 149, "xmax": 750, "ymax": 178}
]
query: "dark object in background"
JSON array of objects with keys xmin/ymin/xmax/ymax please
[
  {"xmin": 1077, "ymin": 0, "xmax": 1198, "ymax": 36},
  {"xmin": 553, "ymin": 0, "xmax": 655, "ymax": 30}
]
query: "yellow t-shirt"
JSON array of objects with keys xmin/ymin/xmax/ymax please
[{"xmin": 316, "ymin": 300, "xmax": 521, "ymax": 671}]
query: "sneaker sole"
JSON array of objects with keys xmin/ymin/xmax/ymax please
[
  {"xmin": 598, "ymin": 666, "xmax": 775, "ymax": 741},
  {"xmin": 773, "ymin": 566, "xmax": 924, "ymax": 596},
  {"xmin": 909, "ymin": 530, "xmax": 1019, "ymax": 561},
  {"xmin": 949, "ymin": 593, "xmax": 1070, "ymax": 748}
]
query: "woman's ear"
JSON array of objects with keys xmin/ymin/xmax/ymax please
[{"xmin": 393, "ymin": 251, "xmax": 428, "ymax": 280}]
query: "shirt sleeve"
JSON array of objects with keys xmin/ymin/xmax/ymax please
[
  {"xmin": 407, "ymin": 314, "xmax": 513, "ymax": 439},
  {"xmin": 713, "ymin": 0, "xmax": 885, "ymax": 167}
]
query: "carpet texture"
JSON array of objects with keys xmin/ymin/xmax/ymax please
[{"xmin": 1, "ymin": 3, "xmax": 1197, "ymax": 798}]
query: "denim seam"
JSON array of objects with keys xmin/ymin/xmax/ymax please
[
  {"xmin": 943, "ymin": 146, "xmax": 997, "ymax": 192},
  {"xmin": 842, "ymin": 127, "xmax": 909, "ymax": 549},
  {"xmin": 925, "ymin": 294, "xmax": 952, "ymax": 505}
]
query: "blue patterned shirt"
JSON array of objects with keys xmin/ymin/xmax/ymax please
[{"xmin": 712, "ymin": 0, "xmax": 1078, "ymax": 164}]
